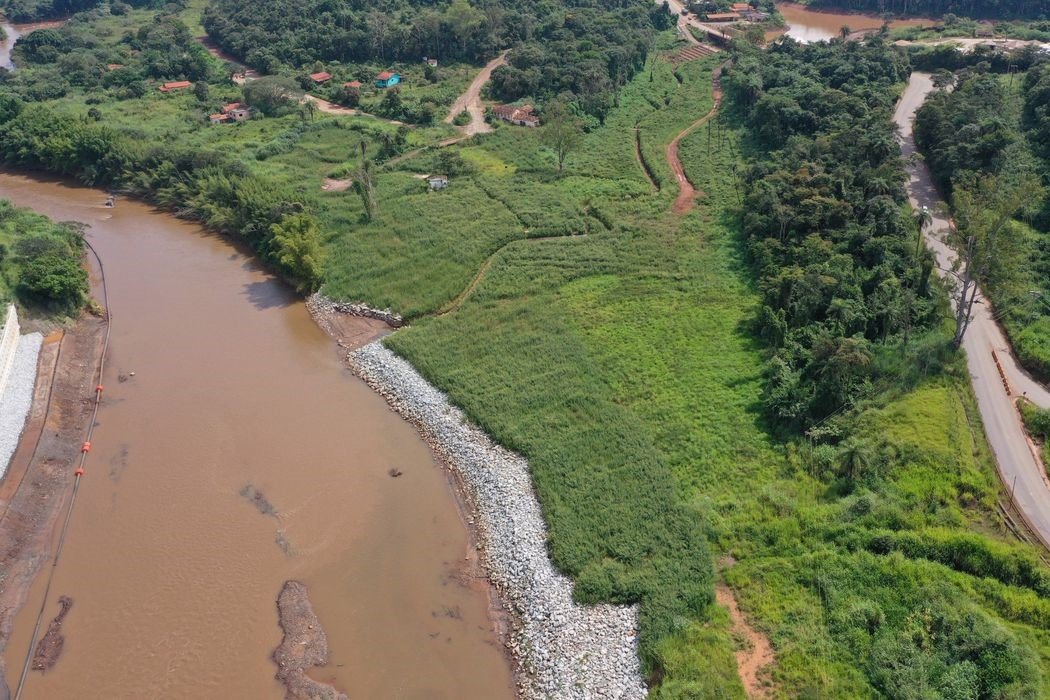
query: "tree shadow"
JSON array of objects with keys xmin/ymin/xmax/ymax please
[{"xmin": 242, "ymin": 279, "xmax": 295, "ymax": 310}]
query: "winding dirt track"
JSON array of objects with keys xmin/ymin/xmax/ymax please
[
  {"xmin": 667, "ymin": 63, "xmax": 725, "ymax": 215},
  {"xmin": 445, "ymin": 51, "xmax": 509, "ymax": 137}
]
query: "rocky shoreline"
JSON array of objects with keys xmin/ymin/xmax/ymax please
[
  {"xmin": 347, "ymin": 342, "xmax": 647, "ymax": 700},
  {"xmin": 307, "ymin": 293, "xmax": 403, "ymax": 329}
]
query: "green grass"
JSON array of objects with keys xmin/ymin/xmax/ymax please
[{"xmin": 384, "ymin": 51, "xmax": 1050, "ymax": 697}]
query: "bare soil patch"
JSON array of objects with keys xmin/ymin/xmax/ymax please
[
  {"xmin": 321, "ymin": 177, "xmax": 353, "ymax": 192},
  {"xmin": 272, "ymin": 581, "xmax": 347, "ymax": 700},
  {"xmin": 716, "ymin": 583, "xmax": 774, "ymax": 698}
]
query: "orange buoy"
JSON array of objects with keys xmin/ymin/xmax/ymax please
[
  {"xmin": 81, "ymin": 441, "xmax": 91, "ymax": 452},
  {"xmin": 96, "ymin": 384, "xmax": 104, "ymax": 393},
  {"xmin": 74, "ymin": 467, "xmax": 84, "ymax": 476}
]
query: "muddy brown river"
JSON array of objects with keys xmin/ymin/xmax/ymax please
[
  {"xmin": 0, "ymin": 172, "xmax": 514, "ymax": 699},
  {"xmin": 775, "ymin": 2, "xmax": 931, "ymax": 42}
]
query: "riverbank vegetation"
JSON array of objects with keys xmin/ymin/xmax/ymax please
[
  {"xmin": 2, "ymin": 0, "xmax": 1050, "ymax": 695},
  {"xmin": 0, "ymin": 199, "xmax": 88, "ymax": 314}
]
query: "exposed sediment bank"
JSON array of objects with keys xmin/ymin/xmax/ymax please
[{"xmin": 347, "ymin": 342, "xmax": 647, "ymax": 700}]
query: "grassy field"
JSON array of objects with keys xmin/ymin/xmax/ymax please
[{"xmin": 385, "ymin": 52, "xmax": 1050, "ymax": 698}]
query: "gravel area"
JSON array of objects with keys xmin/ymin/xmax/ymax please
[
  {"xmin": 348, "ymin": 342, "xmax": 647, "ymax": 700},
  {"xmin": 0, "ymin": 333, "xmax": 43, "ymax": 480}
]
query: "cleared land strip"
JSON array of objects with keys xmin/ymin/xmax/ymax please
[
  {"xmin": 897, "ymin": 72, "xmax": 1050, "ymax": 549},
  {"xmin": 444, "ymin": 51, "xmax": 509, "ymax": 136},
  {"xmin": 667, "ymin": 62, "xmax": 726, "ymax": 214}
]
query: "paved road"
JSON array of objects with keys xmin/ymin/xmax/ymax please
[
  {"xmin": 445, "ymin": 51, "xmax": 509, "ymax": 136},
  {"xmin": 897, "ymin": 73, "xmax": 1050, "ymax": 548}
]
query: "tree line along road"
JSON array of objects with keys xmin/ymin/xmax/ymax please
[{"xmin": 896, "ymin": 72, "xmax": 1050, "ymax": 550}]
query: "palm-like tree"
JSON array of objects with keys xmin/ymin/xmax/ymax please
[
  {"xmin": 839, "ymin": 25, "xmax": 852, "ymax": 41},
  {"xmin": 838, "ymin": 437, "xmax": 875, "ymax": 482},
  {"xmin": 914, "ymin": 206, "xmax": 933, "ymax": 256}
]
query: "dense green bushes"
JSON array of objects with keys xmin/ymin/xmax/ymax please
[
  {"xmin": 0, "ymin": 200, "xmax": 88, "ymax": 313},
  {"xmin": 203, "ymin": 0, "xmax": 670, "ymax": 120},
  {"xmin": 0, "ymin": 105, "xmax": 324, "ymax": 291},
  {"xmin": 722, "ymin": 38, "xmax": 934, "ymax": 432}
]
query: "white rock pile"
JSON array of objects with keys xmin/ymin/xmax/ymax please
[
  {"xmin": 0, "ymin": 333, "xmax": 43, "ymax": 480},
  {"xmin": 348, "ymin": 342, "xmax": 647, "ymax": 700},
  {"xmin": 307, "ymin": 293, "xmax": 404, "ymax": 327}
]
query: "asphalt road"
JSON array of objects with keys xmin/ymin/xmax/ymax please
[{"xmin": 897, "ymin": 73, "xmax": 1050, "ymax": 548}]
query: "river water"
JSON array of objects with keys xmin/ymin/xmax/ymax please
[
  {"xmin": 0, "ymin": 172, "xmax": 514, "ymax": 699},
  {"xmin": 776, "ymin": 2, "xmax": 931, "ymax": 43}
]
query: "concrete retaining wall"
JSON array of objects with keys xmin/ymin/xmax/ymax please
[{"xmin": 0, "ymin": 304, "xmax": 19, "ymax": 399}]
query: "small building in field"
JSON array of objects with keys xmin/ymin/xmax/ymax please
[
  {"xmin": 159, "ymin": 80, "xmax": 191, "ymax": 92},
  {"xmin": 209, "ymin": 113, "xmax": 230, "ymax": 124},
  {"xmin": 343, "ymin": 80, "xmax": 362, "ymax": 92},
  {"xmin": 427, "ymin": 175, "xmax": 449, "ymax": 190},
  {"xmin": 426, "ymin": 58, "xmax": 438, "ymax": 67},
  {"xmin": 221, "ymin": 102, "xmax": 251, "ymax": 121},
  {"xmin": 310, "ymin": 71, "xmax": 332, "ymax": 84},
  {"xmin": 492, "ymin": 103, "xmax": 540, "ymax": 127},
  {"xmin": 375, "ymin": 71, "xmax": 401, "ymax": 88}
]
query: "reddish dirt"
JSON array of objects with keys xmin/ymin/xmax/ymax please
[
  {"xmin": 716, "ymin": 583, "xmax": 774, "ymax": 699},
  {"xmin": 0, "ymin": 314, "xmax": 106, "ymax": 697},
  {"xmin": 31, "ymin": 596, "xmax": 72, "ymax": 672},
  {"xmin": 444, "ymin": 51, "xmax": 509, "ymax": 136},
  {"xmin": 272, "ymin": 581, "xmax": 348, "ymax": 700},
  {"xmin": 668, "ymin": 63, "xmax": 726, "ymax": 215}
]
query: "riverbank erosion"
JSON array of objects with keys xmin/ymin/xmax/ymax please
[
  {"xmin": 0, "ymin": 315, "xmax": 105, "ymax": 698},
  {"xmin": 346, "ymin": 342, "xmax": 646, "ymax": 700}
]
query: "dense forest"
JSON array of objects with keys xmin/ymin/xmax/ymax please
[
  {"xmin": 806, "ymin": 0, "xmax": 1050, "ymax": 20},
  {"xmin": 202, "ymin": 0, "xmax": 671, "ymax": 120},
  {"xmin": 723, "ymin": 38, "xmax": 940, "ymax": 433},
  {"xmin": 4, "ymin": 12, "xmax": 214, "ymax": 101},
  {"xmin": 915, "ymin": 60, "xmax": 1050, "ymax": 380}
]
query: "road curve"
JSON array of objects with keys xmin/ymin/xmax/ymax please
[
  {"xmin": 897, "ymin": 73, "xmax": 1050, "ymax": 548},
  {"xmin": 445, "ymin": 51, "xmax": 509, "ymax": 136}
]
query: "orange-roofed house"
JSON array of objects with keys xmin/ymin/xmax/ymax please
[
  {"xmin": 343, "ymin": 80, "xmax": 362, "ymax": 92},
  {"xmin": 374, "ymin": 71, "xmax": 401, "ymax": 88},
  {"xmin": 209, "ymin": 113, "xmax": 230, "ymax": 124},
  {"xmin": 731, "ymin": 2, "xmax": 752, "ymax": 11},
  {"xmin": 310, "ymin": 72, "xmax": 332, "ymax": 83},
  {"xmin": 159, "ymin": 80, "xmax": 191, "ymax": 92},
  {"xmin": 492, "ymin": 104, "xmax": 540, "ymax": 127}
]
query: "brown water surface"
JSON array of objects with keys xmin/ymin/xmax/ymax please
[
  {"xmin": 0, "ymin": 172, "xmax": 514, "ymax": 699},
  {"xmin": 774, "ymin": 2, "xmax": 931, "ymax": 42}
]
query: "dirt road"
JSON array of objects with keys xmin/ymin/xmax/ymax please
[
  {"xmin": 444, "ymin": 51, "xmax": 508, "ymax": 136},
  {"xmin": 896, "ymin": 73, "xmax": 1050, "ymax": 549},
  {"xmin": 667, "ymin": 63, "xmax": 724, "ymax": 215}
]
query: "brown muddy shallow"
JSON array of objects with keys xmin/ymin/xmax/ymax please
[
  {"xmin": 0, "ymin": 171, "xmax": 514, "ymax": 699},
  {"xmin": 774, "ymin": 2, "xmax": 932, "ymax": 42}
]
